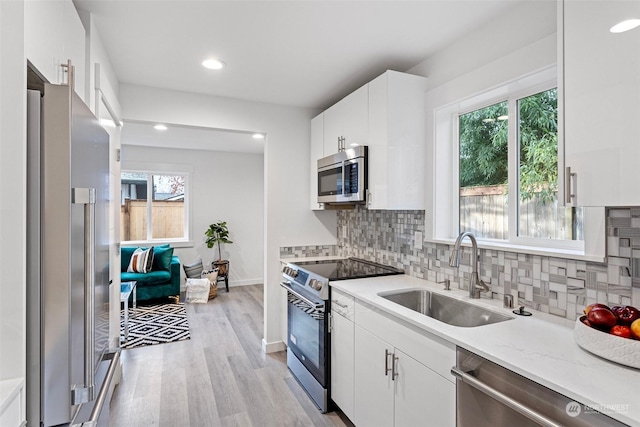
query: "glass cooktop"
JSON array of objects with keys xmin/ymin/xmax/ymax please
[{"xmin": 293, "ymin": 257, "xmax": 403, "ymax": 281}]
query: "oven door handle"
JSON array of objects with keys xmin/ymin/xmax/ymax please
[
  {"xmin": 451, "ymin": 367, "xmax": 563, "ymax": 427},
  {"xmin": 280, "ymin": 281, "xmax": 324, "ymax": 309}
]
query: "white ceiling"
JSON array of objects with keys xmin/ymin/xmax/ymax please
[
  {"xmin": 74, "ymin": 0, "xmax": 526, "ymax": 110},
  {"xmin": 75, "ymin": 0, "xmax": 530, "ymax": 152}
]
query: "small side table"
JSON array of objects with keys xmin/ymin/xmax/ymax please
[
  {"xmin": 212, "ymin": 260, "xmax": 229, "ymax": 292},
  {"xmin": 120, "ymin": 281, "xmax": 137, "ymax": 342}
]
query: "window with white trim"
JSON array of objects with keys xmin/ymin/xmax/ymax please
[
  {"xmin": 120, "ymin": 171, "xmax": 189, "ymax": 243},
  {"xmin": 436, "ymin": 68, "xmax": 583, "ymax": 251}
]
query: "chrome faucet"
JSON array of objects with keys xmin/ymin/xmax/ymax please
[{"xmin": 449, "ymin": 232, "xmax": 490, "ymax": 299}]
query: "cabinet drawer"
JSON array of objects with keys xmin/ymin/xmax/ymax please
[
  {"xmin": 355, "ymin": 300, "xmax": 456, "ymax": 382},
  {"xmin": 331, "ymin": 288, "xmax": 355, "ymax": 320}
]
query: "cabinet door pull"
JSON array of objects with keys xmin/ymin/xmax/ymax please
[
  {"xmin": 565, "ymin": 166, "xmax": 576, "ymax": 204},
  {"xmin": 391, "ymin": 353, "xmax": 399, "ymax": 381},
  {"xmin": 332, "ymin": 300, "xmax": 348, "ymax": 309},
  {"xmin": 61, "ymin": 59, "xmax": 75, "ymax": 90},
  {"xmin": 384, "ymin": 349, "xmax": 392, "ymax": 376}
]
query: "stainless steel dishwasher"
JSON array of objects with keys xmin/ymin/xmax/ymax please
[{"xmin": 452, "ymin": 347, "xmax": 628, "ymax": 427}]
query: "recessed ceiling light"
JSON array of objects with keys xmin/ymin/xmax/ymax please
[
  {"xmin": 252, "ymin": 133, "xmax": 265, "ymax": 140},
  {"xmin": 154, "ymin": 124, "xmax": 168, "ymax": 131},
  {"xmin": 350, "ymin": 143, "xmax": 360, "ymax": 147},
  {"xmin": 202, "ymin": 58, "xmax": 226, "ymax": 70},
  {"xmin": 610, "ymin": 19, "xmax": 640, "ymax": 33},
  {"xmin": 497, "ymin": 115, "xmax": 509, "ymax": 121}
]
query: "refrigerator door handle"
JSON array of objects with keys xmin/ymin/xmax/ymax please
[
  {"xmin": 70, "ymin": 350, "xmax": 120, "ymax": 427},
  {"xmin": 71, "ymin": 188, "xmax": 96, "ymax": 404}
]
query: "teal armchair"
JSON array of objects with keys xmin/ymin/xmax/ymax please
[{"xmin": 120, "ymin": 245, "xmax": 181, "ymax": 302}]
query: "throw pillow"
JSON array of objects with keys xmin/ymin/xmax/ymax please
[
  {"xmin": 127, "ymin": 247, "xmax": 155, "ymax": 273},
  {"xmin": 120, "ymin": 246, "xmax": 139, "ymax": 271},
  {"xmin": 183, "ymin": 259, "xmax": 204, "ymax": 278},
  {"xmin": 201, "ymin": 268, "xmax": 219, "ymax": 284},
  {"xmin": 153, "ymin": 246, "xmax": 174, "ymax": 271}
]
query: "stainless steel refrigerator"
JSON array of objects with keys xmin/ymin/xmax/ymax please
[{"xmin": 26, "ymin": 81, "xmax": 119, "ymax": 426}]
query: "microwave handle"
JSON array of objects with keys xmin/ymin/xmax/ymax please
[{"xmin": 342, "ymin": 160, "xmax": 346, "ymax": 195}]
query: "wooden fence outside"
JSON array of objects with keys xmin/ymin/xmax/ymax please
[
  {"xmin": 121, "ymin": 199, "xmax": 185, "ymax": 241},
  {"xmin": 459, "ymin": 184, "xmax": 575, "ymax": 240}
]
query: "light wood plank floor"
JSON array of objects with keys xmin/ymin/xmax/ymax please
[{"xmin": 110, "ymin": 284, "xmax": 350, "ymax": 427}]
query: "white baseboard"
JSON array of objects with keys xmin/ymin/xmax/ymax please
[
  {"xmin": 181, "ymin": 278, "xmax": 262, "ymax": 292},
  {"xmin": 262, "ymin": 338, "xmax": 286, "ymax": 354},
  {"xmin": 227, "ymin": 278, "xmax": 263, "ymax": 287}
]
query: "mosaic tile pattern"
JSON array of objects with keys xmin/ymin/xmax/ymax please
[
  {"xmin": 279, "ymin": 245, "xmax": 338, "ymax": 259},
  {"xmin": 334, "ymin": 205, "xmax": 639, "ymax": 321}
]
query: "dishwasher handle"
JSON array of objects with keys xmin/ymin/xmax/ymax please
[{"xmin": 451, "ymin": 367, "xmax": 563, "ymax": 427}]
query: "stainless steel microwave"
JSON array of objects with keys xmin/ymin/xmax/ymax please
[{"xmin": 317, "ymin": 145, "xmax": 368, "ymax": 205}]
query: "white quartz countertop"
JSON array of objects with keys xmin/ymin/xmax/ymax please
[{"xmin": 331, "ymin": 275, "xmax": 640, "ymax": 426}]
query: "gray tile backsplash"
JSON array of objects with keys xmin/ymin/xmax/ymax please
[
  {"xmin": 279, "ymin": 207, "xmax": 640, "ymax": 320},
  {"xmin": 332, "ymin": 206, "xmax": 639, "ymax": 321},
  {"xmin": 280, "ymin": 245, "xmax": 338, "ymax": 259}
]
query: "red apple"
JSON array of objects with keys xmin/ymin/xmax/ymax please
[
  {"xmin": 580, "ymin": 316, "xmax": 592, "ymax": 327},
  {"xmin": 587, "ymin": 307, "xmax": 618, "ymax": 330},
  {"xmin": 610, "ymin": 325, "xmax": 633, "ymax": 339},
  {"xmin": 583, "ymin": 303, "xmax": 610, "ymax": 315},
  {"xmin": 611, "ymin": 305, "xmax": 640, "ymax": 326}
]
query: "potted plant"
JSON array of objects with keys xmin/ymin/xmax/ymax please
[{"xmin": 205, "ymin": 221, "xmax": 233, "ymax": 275}]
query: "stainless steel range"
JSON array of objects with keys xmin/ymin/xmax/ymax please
[{"xmin": 280, "ymin": 257, "xmax": 403, "ymax": 412}]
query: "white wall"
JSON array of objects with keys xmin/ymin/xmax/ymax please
[
  {"xmin": 118, "ymin": 84, "xmax": 337, "ymax": 350},
  {"xmin": 121, "ymin": 145, "xmax": 265, "ymax": 287},
  {"xmin": 408, "ymin": 1, "xmax": 557, "ymax": 89},
  {"xmin": 0, "ymin": 0, "xmax": 26, "ymax": 383}
]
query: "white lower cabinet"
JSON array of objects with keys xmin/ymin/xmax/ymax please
[
  {"xmin": 353, "ymin": 308, "xmax": 456, "ymax": 427},
  {"xmin": 330, "ymin": 288, "xmax": 356, "ymax": 420},
  {"xmin": 354, "ymin": 324, "xmax": 394, "ymax": 427},
  {"xmin": 394, "ymin": 348, "xmax": 455, "ymax": 427},
  {"xmin": 330, "ymin": 310, "xmax": 355, "ymax": 420}
]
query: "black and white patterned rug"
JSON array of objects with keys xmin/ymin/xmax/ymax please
[{"xmin": 120, "ymin": 303, "xmax": 191, "ymax": 349}]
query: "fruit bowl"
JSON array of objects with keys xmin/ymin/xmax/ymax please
[{"xmin": 574, "ymin": 316, "xmax": 640, "ymax": 369}]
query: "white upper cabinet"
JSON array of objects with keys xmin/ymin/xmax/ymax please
[
  {"xmin": 563, "ymin": 0, "xmax": 640, "ymax": 206},
  {"xmin": 310, "ymin": 113, "xmax": 325, "ymax": 210},
  {"xmin": 25, "ymin": 0, "xmax": 86, "ymax": 103},
  {"xmin": 367, "ymin": 71, "xmax": 428, "ymax": 210},
  {"xmin": 63, "ymin": 1, "xmax": 86, "ymax": 102},
  {"xmin": 25, "ymin": 0, "xmax": 62, "ymax": 84},
  {"xmin": 323, "ymin": 85, "xmax": 369, "ymax": 154},
  {"xmin": 309, "ymin": 70, "xmax": 428, "ymax": 210}
]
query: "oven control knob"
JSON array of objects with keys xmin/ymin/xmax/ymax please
[
  {"xmin": 290, "ymin": 270, "xmax": 298, "ymax": 277},
  {"xmin": 309, "ymin": 279, "xmax": 323, "ymax": 291}
]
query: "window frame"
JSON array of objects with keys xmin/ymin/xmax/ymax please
[
  {"xmin": 441, "ymin": 66, "xmax": 584, "ymax": 252},
  {"xmin": 120, "ymin": 167, "xmax": 191, "ymax": 246}
]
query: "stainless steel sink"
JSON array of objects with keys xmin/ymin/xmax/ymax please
[{"xmin": 379, "ymin": 289, "xmax": 514, "ymax": 327}]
